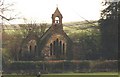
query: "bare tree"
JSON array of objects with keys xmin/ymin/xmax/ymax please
[
  {"xmin": 0, "ymin": 0, "xmax": 16, "ymax": 21},
  {"xmin": 17, "ymin": 19, "xmax": 48, "ymax": 60}
]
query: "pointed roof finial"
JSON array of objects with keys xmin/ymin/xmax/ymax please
[
  {"xmin": 56, "ymin": 0, "xmax": 59, "ymax": 8},
  {"xmin": 56, "ymin": 4, "xmax": 58, "ymax": 8}
]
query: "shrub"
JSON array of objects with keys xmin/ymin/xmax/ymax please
[
  {"xmin": 4, "ymin": 60, "xmax": 118, "ymax": 74},
  {"xmin": 91, "ymin": 60, "xmax": 118, "ymax": 72}
]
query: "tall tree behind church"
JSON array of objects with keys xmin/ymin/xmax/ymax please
[{"xmin": 99, "ymin": 1, "xmax": 119, "ymax": 59}]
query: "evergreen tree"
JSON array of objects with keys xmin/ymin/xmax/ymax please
[{"xmin": 99, "ymin": 1, "xmax": 119, "ymax": 59}]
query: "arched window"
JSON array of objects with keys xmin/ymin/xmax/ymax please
[
  {"xmin": 29, "ymin": 45, "xmax": 32, "ymax": 52},
  {"xmin": 55, "ymin": 17, "xmax": 59, "ymax": 23},
  {"xmin": 50, "ymin": 43, "xmax": 53, "ymax": 55},
  {"xmin": 35, "ymin": 45, "xmax": 36, "ymax": 52},
  {"xmin": 53, "ymin": 41, "xmax": 56, "ymax": 55},
  {"xmin": 51, "ymin": 38, "xmax": 66, "ymax": 56},
  {"xmin": 59, "ymin": 41, "xmax": 62, "ymax": 55},
  {"xmin": 28, "ymin": 40, "xmax": 37, "ymax": 53},
  {"xmin": 63, "ymin": 43, "xmax": 65, "ymax": 55}
]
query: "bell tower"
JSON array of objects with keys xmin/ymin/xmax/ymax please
[{"xmin": 52, "ymin": 7, "xmax": 63, "ymax": 30}]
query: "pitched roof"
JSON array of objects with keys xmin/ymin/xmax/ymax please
[
  {"xmin": 53, "ymin": 7, "xmax": 63, "ymax": 18},
  {"xmin": 37, "ymin": 26, "xmax": 72, "ymax": 52}
]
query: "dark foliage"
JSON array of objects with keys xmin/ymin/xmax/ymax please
[
  {"xmin": 99, "ymin": 1, "xmax": 119, "ymax": 60},
  {"xmin": 3, "ymin": 60, "xmax": 118, "ymax": 74}
]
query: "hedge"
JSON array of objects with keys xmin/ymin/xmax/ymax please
[{"xmin": 3, "ymin": 60, "xmax": 118, "ymax": 74}]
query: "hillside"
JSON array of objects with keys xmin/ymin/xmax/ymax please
[{"xmin": 3, "ymin": 20, "xmax": 99, "ymax": 31}]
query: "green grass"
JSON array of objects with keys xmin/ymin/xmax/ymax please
[{"xmin": 3, "ymin": 72, "xmax": 119, "ymax": 77}]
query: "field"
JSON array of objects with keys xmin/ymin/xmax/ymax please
[{"xmin": 3, "ymin": 72, "xmax": 119, "ymax": 77}]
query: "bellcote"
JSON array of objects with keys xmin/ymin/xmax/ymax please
[{"xmin": 52, "ymin": 7, "xmax": 63, "ymax": 29}]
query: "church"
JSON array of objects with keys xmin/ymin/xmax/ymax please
[{"xmin": 19, "ymin": 7, "xmax": 73, "ymax": 60}]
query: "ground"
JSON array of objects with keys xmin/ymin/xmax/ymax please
[{"xmin": 3, "ymin": 72, "xmax": 119, "ymax": 77}]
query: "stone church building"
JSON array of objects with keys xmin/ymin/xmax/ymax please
[{"xmin": 19, "ymin": 7, "xmax": 73, "ymax": 60}]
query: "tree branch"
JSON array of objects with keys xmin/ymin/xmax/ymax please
[{"xmin": 0, "ymin": 14, "xmax": 16, "ymax": 21}]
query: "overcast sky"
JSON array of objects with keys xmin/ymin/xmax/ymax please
[{"xmin": 4, "ymin": 0, "xmax": 102, "ymax": 24}]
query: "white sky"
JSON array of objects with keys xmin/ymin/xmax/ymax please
[{"xmin": 4, "ymin": 0, "xmax": 102, "ymax": 24}]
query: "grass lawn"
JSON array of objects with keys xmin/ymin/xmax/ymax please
[{"xmin": 3, "ymin": 72, "xmax": 119, "ymax": 77}]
